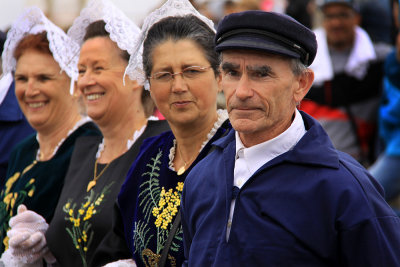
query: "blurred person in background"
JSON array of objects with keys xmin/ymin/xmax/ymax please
[
  {"xmin": 285, "ymin": 0, "xmax": 316, "ymax": 29},
  {"xmin": 2, "ymin": 0, "xmax": 169, "ymax": 266},
  {"xmin": 0, "ymin": 29, "xmax": 35, "ymax": 188},
  {"xmin": 301, "ymin": 0, "xmax": 386, "ymax": 167},
  {"xmin": 0, "ymin": 6, "xmax": 100, "ymax": 257},
  {"xmin": 223, "ymin": 0, "xmax": 261, "ymax": 15},
  {"xmin": 358, "ymin": 0, "xmax": 394, "ymax": 46},
  {"xmin": 368, "ymin": 0, "xmax": 400, "ymax": 216}
]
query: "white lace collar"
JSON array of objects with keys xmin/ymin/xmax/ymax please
[
  {"xmin": 168, "ymin": 109, "xmax": 228, "ymax": 171},
  {"xmin": 36, "ymin": 116, "xmax": 91, "ymax": 161},
  {"xmin": 94, "ymin": 117, "xmax": 159, "ymax": 159}
]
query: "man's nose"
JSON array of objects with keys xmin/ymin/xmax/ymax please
[{"xmin": 235, "ymin": 74, "xmax": 253, "ymax": 99}]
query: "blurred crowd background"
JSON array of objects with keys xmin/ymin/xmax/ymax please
[{"xmin": 1, "ymin": 0, "xmax": 395, "ymax": 48}]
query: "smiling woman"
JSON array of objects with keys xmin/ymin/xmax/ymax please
[
  {"xmin": 0, "ymin": 7, "xmax": 101, "ymax": 258},
  {"xmin": 14, "ymin": 44, "xmax": 75, "ymax": 134},
  {"xmin": 2, "ymin": 0, "xmax": 170, "ymax": 266},
  {"xmin": 93, "ymin": 1, "xmax": 230, "ymax": 266}
]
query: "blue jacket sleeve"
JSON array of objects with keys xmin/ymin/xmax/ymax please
[{"xmin": 339, "ymin": 216, "xmax": 400, "ymax": 267}]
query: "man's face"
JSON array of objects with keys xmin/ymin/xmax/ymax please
[
  {"xmin": 219, "ymin": 50, "xmax": 306, "ymax": 147},
  {"xmin": 322, "ymin": 4, "xmax": 359, "ymax": 50}
]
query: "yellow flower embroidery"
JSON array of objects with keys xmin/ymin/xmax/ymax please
[
  {"xmin": 63, "ymin": 182, "xmax": 114, "ymax": 267},
  {"xmin": 0, "ymin": 161, "xmax": 37, "ymax": 253},
  {"xmin": 3, "ymin": 236, "xmax": 9, "ymax": 251},
  {"xmin": 28, "ymin": 189, "xmax": 35, "ymax": 197},
  {"xmin": 176, "ymin": 182, "xmax": 184, "ymax": 192},
  {"xmin": 133, "ymin": 150, "xmax": 183, "ymax": 264},
  {"xmin": 4, "ymin": 172, "xmax": 20, "ymax": 195},
  {"xmin": 152, "ymin": 183, "xmax": 183, "ymax": 230}
]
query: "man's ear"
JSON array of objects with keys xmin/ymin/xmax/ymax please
[{"xmin": 294, "ymin": 69, "xmax": 314, "ymax": 103}]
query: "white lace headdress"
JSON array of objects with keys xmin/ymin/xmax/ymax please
[
  {"xmin": 123, "ymin": 0, "xmax": 215, "ymax": 89},
  {"xmin": 1, "ymin": 6, "xmax": 80, "ymax": 93},
  {"xmin": 67, "ymin": 0, "xmax": 140, "ymax": 92}
]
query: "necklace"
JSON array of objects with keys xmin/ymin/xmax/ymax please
[
  {"xmin": 88, "ymin": 124, "xmax": 147, "ymax": 192},
  {"xmin": 36, "ymin": 117, "xmax": 91, "ymax": 161},
  {"xmin": 87, "ymin": 158, "xmax": 111, "ymax": 192},
  {"xmin": 176, "ymin": 143, "xmax": 196, "ymax": 176}
]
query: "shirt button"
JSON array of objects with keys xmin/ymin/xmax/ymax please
[{"xmin": 227, "ymin": 221, "xmax": 232, "ymax": 227}]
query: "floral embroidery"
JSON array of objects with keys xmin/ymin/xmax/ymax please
[
  {"xmin": 0, "ymin": 161, "xmax": 37, "ymax": 251},
  {"xmin": 63, "ymin": 182, "xmax": 113, "ymax": 267},
  {"xmin": 152, "ymin": 183, "xmax": 183, "ymax": 230},
  {"xmin": 134, "ymin": 149, "xmax": 183, "ymax": 267}
]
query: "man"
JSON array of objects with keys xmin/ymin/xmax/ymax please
[
  {"xmin": 301, "ymin": 0, "xmax": 386, "ymax": 166},
  {"xmin": 181, "ymin": 10, "xmax": 400, "ymax": 266}
]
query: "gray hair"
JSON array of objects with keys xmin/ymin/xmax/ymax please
[{"xmin": 289, "ymin": 58, "xmax": 308, "ymax": 76}]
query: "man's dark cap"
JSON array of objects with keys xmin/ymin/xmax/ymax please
[{"xmin": 215, "ymin": 11, "xmax": 317, "ymax": 66}]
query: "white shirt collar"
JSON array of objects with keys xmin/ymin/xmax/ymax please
[{"xmin": 235, "ymin": 109, "xmax": 306, "ymax": 175}]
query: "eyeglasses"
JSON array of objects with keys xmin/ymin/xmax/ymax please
[
  {"xmin": 148, "ymin": 66, "xmax": 212, "ymax": 83},
  {"xmin": 324, "ymin": 12, "xmax": 354, "ymax": 21}
]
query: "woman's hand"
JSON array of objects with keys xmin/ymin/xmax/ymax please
[{"xmin": 6, "ymin": 205, "xmax": 56, "ymax": 265}]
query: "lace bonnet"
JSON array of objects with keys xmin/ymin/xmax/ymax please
[
  {"xmin": 123, "ymin": 0, "xmax": 215, "ymax": 89},
  {"xmin": 67, "ymin": 0, "xmax": 141, "ymax": 92},
  {"xmin": 1, "ymin": 6, "xmax": 80, "ymax": 94}
]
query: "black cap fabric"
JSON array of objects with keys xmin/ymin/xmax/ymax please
[{"xmin": 215, "ymin": 11, "xmax": 317, "ymax": 66}]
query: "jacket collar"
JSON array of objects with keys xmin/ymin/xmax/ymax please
[{"xmin": 214, "ymin": 111, "xmax": 339, "ymax": 169}]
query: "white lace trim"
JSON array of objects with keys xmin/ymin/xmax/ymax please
[
  {"xmin": 168, "ymin": 109, "xmax": 228, "ymax": 171},
  {"xmin": 0, "ymin": 248, "xmax": 43, "ymax": 267},
  {"xmin": 123, "ymin": 0, "xmax": 215, "ymax": 89},
  {"xmin": 95, "ymin": 123, "xmax": 148, "ymax": 159},
  {"xmin": 67, "ymin": 0, "xmax": 141, "ymax": 92},
  {"xmin": 36, "ymin": 116, "xmax": 91, "ymax": 161},
  {"xmin": 1, "ymin": 7, "xmax": 79, "ymax": 82}
]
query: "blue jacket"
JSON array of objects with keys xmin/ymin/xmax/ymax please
[
  {"xmin": 181, "ymin": 111, "xmax": 400, "ymax": 267},
  {"xmin": 0, "ymin": 82, "xmax": 34, "ymax": 186},
  {"xmin": 378, "ymin": 50, "xmax": 400, "ymax": 156}
]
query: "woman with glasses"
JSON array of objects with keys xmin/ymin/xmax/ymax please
[{"xmin": 94, "ymin": 1, "xmax": 230, "ymax": 266}]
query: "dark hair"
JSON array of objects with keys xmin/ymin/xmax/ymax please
[
  {"xmin": 143, "ymin": 15, "xmax": 219, "ymax": 78},
  {"xmin": 14, "ymin": 32, "xmax": 51, "ymax": 60},
  {"xmin": 84, "ymin": 20, "xmax": 154, "ymax": 117},
  {"xmin": 0, "ymin": 30, "xmax": 7, "ymax": 54},
  {"xmin": 83, "ymin": 20, "xmax": 130, "ymax": 62}
]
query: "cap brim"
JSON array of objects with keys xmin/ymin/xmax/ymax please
[{"xmin": 215, "ymin": 36, "xmax": 300, "ymax": 60}]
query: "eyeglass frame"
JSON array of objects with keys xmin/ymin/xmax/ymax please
[
  {"xmin": 148, "ymin": 65, "xmax": 212, "ymax": 83},
  {"xmin": 323, "ymin": 11, "xmax": 355, "ymax": 21}
]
